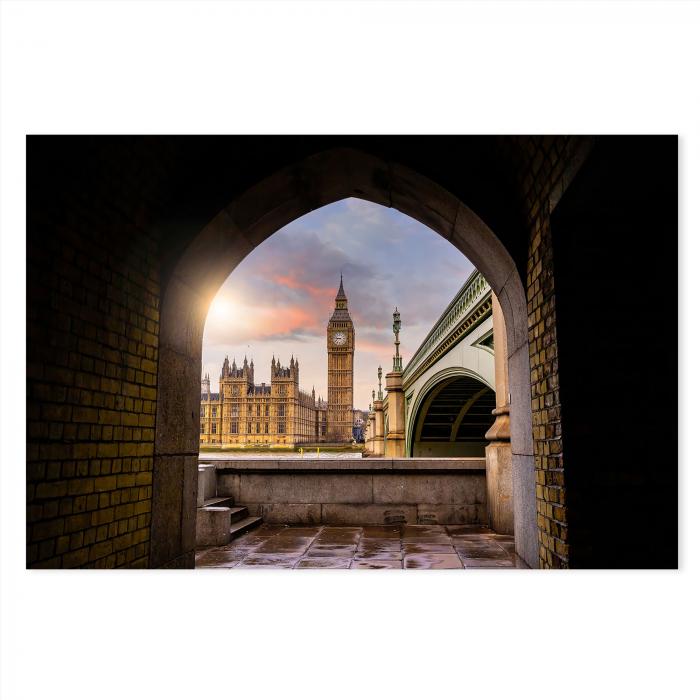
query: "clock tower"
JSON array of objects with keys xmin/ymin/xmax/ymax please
[{"xmin": 327, "ymin": 275, "xmax": 355, "ymax": 442}]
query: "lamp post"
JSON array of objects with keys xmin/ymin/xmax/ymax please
[{"xmin": 392, "ymin": 307, "xmax": 402, "ymax": 372}]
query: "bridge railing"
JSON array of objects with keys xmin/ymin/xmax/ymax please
[{"xmin": 403, "ymin": 269, "xmax": 491, "ymax": 383}]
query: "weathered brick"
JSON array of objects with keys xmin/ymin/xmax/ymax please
[{"xmin": 94, "ymin": 476, "xmax": 117, "ymax": 492}]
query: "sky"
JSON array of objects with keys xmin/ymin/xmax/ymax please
[{"xmin": 202, "ymin": 198, "xmax": 475, "ymax": 408}]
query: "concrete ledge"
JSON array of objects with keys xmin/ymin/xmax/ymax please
[
  {"xmin": 230, "ymin": 503, "xmax": 488, "ymax": 526},
  {"xmin": 205, "ymin": 458, "xmax": 486, "ymax": 524},
  {"xmin": 203, "ymin": 457, "xmax": 486, "ymax": 473},
  {"xmin": 206, "ymin": 458, "xmax": 487, "ymax": 526},
  {"xmin": 196, "ymin": 507, "xmax": 231, "ymax": 547}
]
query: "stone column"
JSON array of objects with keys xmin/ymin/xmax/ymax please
[
  {"xmin": 373, "ymin": 399, "xmax": 385, "ymax": 457},
  {"xmin": 485, "ymin": 295, "xmax": 514, "ymax": 534},
  {"xmin": 384, "ymin": 371, "xmax": 406, "ymax": 457},
  {"xmin": 384, "ymin": 307, "xmax": 406, "ymax": 458},
  {"xmin": 365, "ymin": 409, "xmax": 376, "ymax": 455}
]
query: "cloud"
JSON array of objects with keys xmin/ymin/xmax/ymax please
[{"xmin": 202, "ymin": 198, "xmax": 475, "ymax": 402}]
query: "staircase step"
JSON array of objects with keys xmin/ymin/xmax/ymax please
[
  {"xmin": 203, "ymin": 496, "xmax": 235, "ymax": 508},
  {"xmin": 230, "ymin": 516, "xmax": 263, "ymax": 539},
  {"xmin": 230, "ymin": 506, "xmax": 249, "ymax": 524}
]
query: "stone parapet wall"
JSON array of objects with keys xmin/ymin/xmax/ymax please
[{"xmin": 208, "ymin": 458, "xmax": 487, "ymax": 526}]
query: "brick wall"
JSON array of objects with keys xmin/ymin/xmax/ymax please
[
  {"xmin": 26, "ymin": 138, "xmax": 174, "ymax": 567},
  {"xmin": 500, "ymin": 136, "xmax": 593, "ymax": 568}
]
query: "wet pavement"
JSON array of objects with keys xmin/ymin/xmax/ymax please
[{"xmin": 195, "ymin": 525, "xmax": 524, "ymax": 569}]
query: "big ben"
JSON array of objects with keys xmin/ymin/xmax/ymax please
[{"xmin": 327, "ymin": 275, "xmax": 354, "ymax": 442}]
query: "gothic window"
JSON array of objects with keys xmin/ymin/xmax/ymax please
[
  {"xmin": 200, "ymin": 407, "xmax": 204, "ymax": 417},
  {"xmin": 278, "ymin": 422, "xmax": 285, "ymax": 434},
  {"xmin": 256, "ymin": 423, "xmax": 260, "ymax": 433},
  {"xmin": 201, "ymin": 423, "xmax": 205, "ymax": 433},
  {"xmin": 279, "ymin": 404, "xmax": 285, "ymax": 417},
  {"xmin": 212, "ymin": 407, "xmax": 217, "ymax": 418},
  {"xmin": 231, "ymin": 422, "xmax": 238, "ymax": 434},
  {"xmin": 256, "ymin": 405, "xmax": 261, "ymax": 417},
  {"xmin": 264, "ymin": 423, "xmax": 269, "ymax": 433},
  {"xmin": 247, "ymin": 423, "xmax": 252, "ymax": 434},
  {"xmin": 211, "ymin": 423, "xmax": 217, "ymax": 434}
]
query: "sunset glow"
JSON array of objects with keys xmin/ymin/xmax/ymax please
[{"xmin": 202, "ymin": 198, "xmax": 474, "ymax": 406}]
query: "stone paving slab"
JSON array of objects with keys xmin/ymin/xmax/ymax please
[
  {"xmin": 237, "ymin": 554, "xmax": 300, "ymax": 568},
  {"xmin": 196, "ymin": 525, "xmax": 518, "ymax": 570},
  {"xmin": 296, "ymin": 558, "xmax": 353, "ymax": 569},
  {"xmin": 354, "ymin": 550, "xmax": 403, "ymax": 561},
  {"xmin": 460, "ymin": 558, "xmax": 516, "ymax": 568},
  {"xmin": 453, "ymin": 545, "xmax": 510, "ymax": 559},
  {"xmin": 351, "ymin": 560, "xmax": 403, "ymax": 569},
  {"xmin": 402, "ymin": 543, "xmax": 457, "ymax": 554},
  {"xmin": 402, "ymin": 536, "xmax": 453, "ymax": 545},
  {"xmin": 357, "ymin": 540, "xmax": 402, "ymax": 552},
  {"xmin": 404, "ymin": 553, "xmax": 464, "ymax": 569},
  {"xmin": 306, "ymin": 545, "xmax": 358, "ymax": 558}
]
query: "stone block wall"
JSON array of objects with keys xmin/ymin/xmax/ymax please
[{"xmin": 214, "ymin": 459, "xmax": 487, "ymax": 527}]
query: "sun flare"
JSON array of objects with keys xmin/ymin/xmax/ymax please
[{"xmin": 207, "ymin": 294, "xmax": 236, "ymax": 324}]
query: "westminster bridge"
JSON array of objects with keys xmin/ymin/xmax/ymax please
[{"xmin": 364, "ymin": 269, "xmax": 513, "ymax": 535}]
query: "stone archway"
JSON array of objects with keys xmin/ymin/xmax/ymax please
[{"xmin": 151, "ymin": 148, "xmax": 538, "ymax": 569}]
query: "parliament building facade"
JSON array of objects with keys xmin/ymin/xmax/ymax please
[{"xmin": 200, "ymin": 277, "xmax": 355, "ymax": 446}]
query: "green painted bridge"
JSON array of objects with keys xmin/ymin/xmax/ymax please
[{"xmin": 402, "ymin": 270, "xmax": 495, "ymax": 457}]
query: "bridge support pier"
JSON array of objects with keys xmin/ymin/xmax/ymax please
[
  {"xmin": 373, "ymin": 399, "xmax": 385, "ymax": 457},
  {"xmin": 485, "ymin": 296, "xmax": 514, "ymax": 534},
  {"xmin": 384, "ymin": 371, "xmax": 406, "ymax": 457},
  {"xmin": 365, "ymin": 409, "xmax": 376, "ymax": 454}
]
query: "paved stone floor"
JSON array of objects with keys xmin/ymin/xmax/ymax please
[{"xmin": 195, "ymin": 524, "xmax": 524, "ymax": 569}]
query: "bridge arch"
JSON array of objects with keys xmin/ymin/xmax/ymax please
[
  {"xmin": 406, "ymin": 366, "xmax": 494, "ymax": 458},
  {"xmin": 153, "ymin": 147, "xmax": 537, "ymax": 568}
]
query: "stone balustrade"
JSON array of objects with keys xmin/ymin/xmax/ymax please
[{"xmin": 403, "ymin": 269, "xmax": 490, "ymax": 384}]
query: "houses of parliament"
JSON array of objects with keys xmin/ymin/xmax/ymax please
[{"xmin": 200, "ymin": 277, "xmax": 355, "ymax": 445}]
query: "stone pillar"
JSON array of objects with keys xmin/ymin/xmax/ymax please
[
  {"xmin": 485, "ymin": 295, "xmax": 514, "ymax": 534},
  {"xmin": 373, "ymin": 399, "xmax": 385, "ymax": 457},
  {"xmin": 384, "ymin": 371, "xmax": 406, "ymax": 457},
  {"xmin": 365, "ymin": 410, "xmax": 376, "ymax": 455}
]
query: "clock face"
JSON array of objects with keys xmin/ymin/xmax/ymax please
[{"xmin": 333, "ymin": 331, "xmax": 347, "ymax": 346}]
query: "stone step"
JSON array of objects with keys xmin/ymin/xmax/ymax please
[
  {"xmin": 229, "ymin": 506, "xmax": 249, "ymax": 524},
  {"xmin": 203, "ymin": 496, "xmax": 235, "ymax": 508},
  {"xmin": 230, "ymin": 516, "xmax": 263, "ymax": 539}
]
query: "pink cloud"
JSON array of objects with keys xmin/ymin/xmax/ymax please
[
  {"xmin": 355, "ymin": 339, "xmax": 392, "ymax": 355},
  {"xmin": 272, "ymin": 274, "xmax": 337, "ymax": 306},
  {"xmin": 251, "ymin": 304, "xmax": 318, "ymax": 338}
]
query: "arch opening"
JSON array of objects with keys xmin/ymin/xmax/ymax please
[
  {"xmin": 152, "ymin": 147, "xmax": 537, "ymax": 569},
  {"xmin": 410, "ymin": 375, "xmax": 495, "ymax": 458}
]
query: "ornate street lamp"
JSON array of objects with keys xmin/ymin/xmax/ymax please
[{"xmin": 392, "ymin": 307, "xmax": 403, "ymax": 372}]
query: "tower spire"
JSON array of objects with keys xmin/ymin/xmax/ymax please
[{"xmin": 335, "ymin": 273, "xmax": 347, "ymax": 301}]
